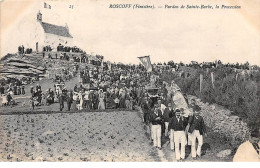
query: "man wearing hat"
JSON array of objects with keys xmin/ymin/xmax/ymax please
[
  {"xmin": 13, "ymin": 85, "xmax": 17, "ymax": 95},
  {"xmin": 163, "ymin": 102, "xmax": 174, "ymax": 137},
  {"xmin": 188, "ymin": 98, "xmax": 197, "ymax": 116},
  {"xmin": 169, "ymin": 108, "xmax": 188, "ymax": 161},
  {"xmin": 17, "ymin": 86, "xmax": 21, "ymax": 95},
  {"xmin": 59, "ymin": 91, "xmax": 66, "ymax": 111},
  {"xmin": 141, "ymin": 96, "xmax": 152, "ymax": 124},
  {"xmin": 36, "ymin": 84, "xmax": 41, "ymax": 92},
  {"xmin": 74, "ymin": 84, "xmax": 78, "ymax": 92},
  {"xmin": 21, "ymin": 85, "xmax": 25, "ymax": 95},
  {"xmin": 186, "ymin": 105, "xmax": 206, "ymax": 159},
  {"xmin": 150, "ymin": 103, "xmax": 163, "ymax": 150},
  {"xmin": 67, "ymin": 90, "xmax": 73, "ymax": 111},
  {"xmin": 189, "ymin": 99, "xmax": 196, "ymax": 108},
  {"xmin": 157, "ymin": 99, "xmax": 166, "ymax": 134}
]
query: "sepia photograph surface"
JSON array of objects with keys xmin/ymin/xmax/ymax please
[{"xmin": 0, "ymin": 0, "xmax": 259, "ymax": 164}]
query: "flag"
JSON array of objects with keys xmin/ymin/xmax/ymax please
[{"xmin": 138, "ymin": 56, "xmax": 152, "ymax": 72}]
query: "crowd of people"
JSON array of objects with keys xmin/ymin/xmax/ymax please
[
  {"xmin": 34, "ymin": 63, "xmax": 151, "ymax": 111},
  {"xmin": 72, "ymin": 54, "xmax": 103, "ymax": 66},
  {"xmin": 0, "ymin": 81, "xmax": 25, "ymax": 95},
  {"xmin": 25, "ymin": 60, "xmax": 207, "ymax": 161},
  {"xmin": 18, "ymin": 45, "xmax": 33, "ymax": 55},
  {"xmin": 18, "ymin": 45, "xmax": 25, "ymax": 55},
  {"xmin": 0, "ymin": 81, "xmax": 26, "ymax": 106},
  {"xmin": 57, "ymin": 44, "xmax": 84, "ymax": 53},
  {"xmin": 163, "ymin": 60, "xmax": 258, "ymax": 71},
  {"xmin": 42, "ymin": 44, "xmax": 104, "ymax": 67},
  {"xmin": 43, "ymin": 45, "xmax": 52, "ymax": 52},
  {"xmin": 2, "ymin": 45, "xmax": 259, "ymax": 161},
  {"xmin": 142, "ymin": 96, "xmax": 207, "ymax": 161},
  {"xmin": 53, "ymin": 68, "xmax": 76, "ymax": 82},
  {"xmin": 25, "ymin": 48, "xmax": 33, "ymax": 54},
  {"xmin": 0, "ymin": 75, "xmax": 41, "ymax": 99},
  {"xmin": 30, "ymin": 84, "xmax": 42, "ymax": 109}
]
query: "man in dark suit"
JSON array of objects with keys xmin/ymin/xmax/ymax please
[
  {"xmin": 186, "ymin": 105, "xmax": 207, "ymax": 159},
  {"xmin": 188, "ymin": 98, "xmax": 197, "ymax": 115},
  {"xmin": 21, "ymin": 85, "xmax": 25, "ymax": 95},
  {"xmin": 59, "ymin": 92, "xmax": 66, "ymax": 111},
  {"xmin": 163, "ymin": 102, "xmax": 174, "ymax": 137},
  {"xmin": 13, "ymin": 85, "xmax": 17, "ymax": 95},
  {"xmin": 150, "ymin": 104, "xmax": 164, "ymax": 150},
  {"xmin": 36, "ymin": 84, "xmax": 41, "ymax": 92},
  {"xmin": 141, "ymin": 96, "xmax": 152, "ymax": 125},
  {"xmin": 67, "ymin": 91, "xmax": 73, "ymax": 111},
  {"xmin": 169, "ymin": 109, "xmax": 188, "ymax": 161}
]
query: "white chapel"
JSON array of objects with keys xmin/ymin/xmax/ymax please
[{"xmin": 33, "ymin": 11, "xmax": 73, "ymax": 52}]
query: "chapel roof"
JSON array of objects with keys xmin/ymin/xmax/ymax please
[{"xmin": 40, "ymin": 22, "xmax": 73, "ymax": 38}]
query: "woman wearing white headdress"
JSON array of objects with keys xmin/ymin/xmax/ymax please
[
  {"xmin": 98, "ymin": 89, "xmax": 105, "ymax": 110},
  {"xmin": 77, "ymin": 91, "xmax": 83, "ymax": 110}
]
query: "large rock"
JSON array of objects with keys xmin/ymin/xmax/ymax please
[
  {"xmin": 233, "ymin": 141, "xmax": 260, "ymax": 162},
  {"xmin": 216, "ymin": 149, "xmax": 232, "ymax": 158},
  {"xmin": 210, "ymin": 105, "xmax": 216, "ymax": 110},
  {"xmin": 188, "ymin": 92, "xmax": 250, "ymax": 146}
]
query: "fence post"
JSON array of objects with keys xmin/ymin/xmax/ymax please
[
  {"xmin": 185, "ymin": 72, "xmax": 188, "ymax": 78},
  {"xmin": 211, "ymin": 72, "xmax": 215, "ymax": 89},
  {"xmin": 200, "ymin": 74, "xmax": 203, "ymax": 92},
  {"xmin": 236, "ymin": 73, "xmax": 238, "ymax": 81}
]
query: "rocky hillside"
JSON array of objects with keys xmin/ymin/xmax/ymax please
[
  {"xmin": 188, "ymin": 95, "xmax": 250, "ymax": 146},
  {"xmin": 0, "ymin": 53, "xmax": 46, "ymax": 81}
]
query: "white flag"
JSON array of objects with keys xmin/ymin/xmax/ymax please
[{"xmin": 138, "ymin": 56, "xmax": 152, "ymax": 72}]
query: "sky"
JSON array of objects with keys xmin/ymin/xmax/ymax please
[{"xmin": 1, "ymin": 0, "xmax": 260, "ymax": 65}]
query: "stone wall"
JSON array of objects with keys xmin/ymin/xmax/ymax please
[{"xmin": 188, "ymin": 95, "xmax": 250, "ymax": 145}]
